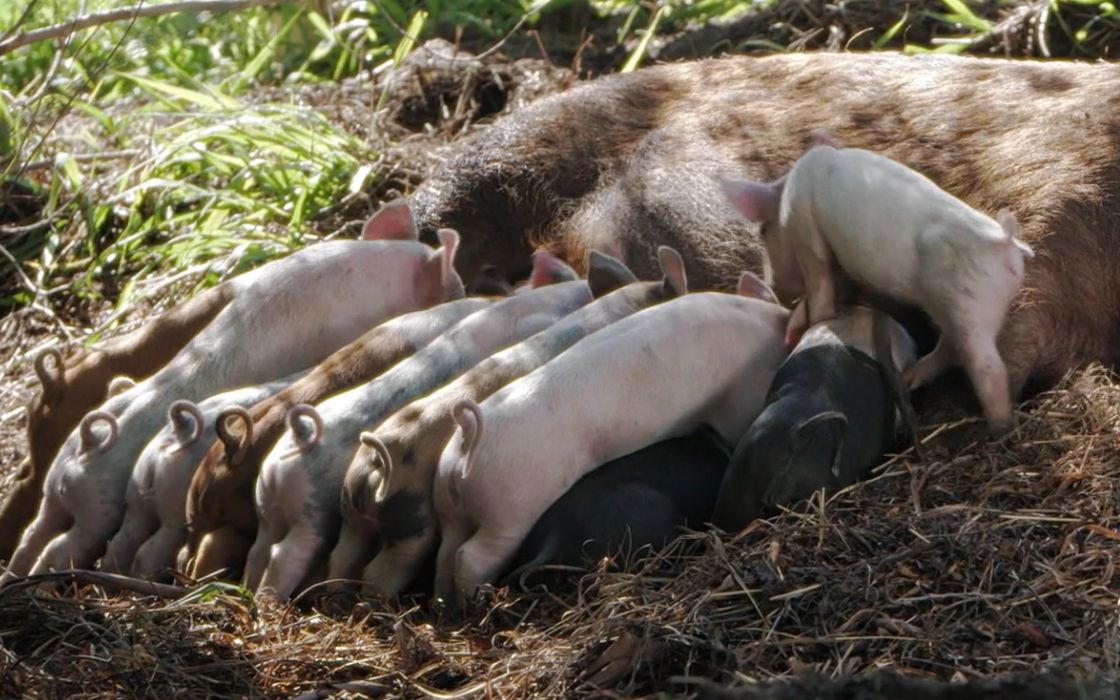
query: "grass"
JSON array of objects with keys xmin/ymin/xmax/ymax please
[{"xmin": 1, "ymin": 0, "xmax": 1119, "ymax": 326}]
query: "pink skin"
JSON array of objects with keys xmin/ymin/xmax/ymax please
[
  {"xmin": 100, "ymin": 375, "xmax": 300, "ymax": 578},
  {"xmin": 4, "ymin": 202, "xmax": 465, "ymax": 582},
  {"xmin": 723, "ymin": 141, "xmax": 1033, "ymax": 431},
  {"xmin": 247, "ymin": 265, "xmax": 592, "ymax": 602},
  {"xmin": 340, "ymin": 247, "xmax": 689, "ymax": 600},
  {"xmin": 432, "ymin": 282, "xmax": 788, "ymax": 609}
]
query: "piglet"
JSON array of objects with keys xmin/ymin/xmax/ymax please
[
  {"xmin": 712, "ymin": 306, "xmax": 917, "ymax": 531},
  {"xmin": 432, "ymin": 278, "xmax": 789, "ymax": 609},
  {"xmin": 246, "ymin": 260, "xmax": 593, "ymax": 601},
  {"xmin": 504, "ymin": 428, "xmax": 729, "ymax": 589},
  {"xmin": 182, "ymin": 296, "xmax": 490, "ymax": 581},
  {"xmin": 722, "ymin": 140, "xmax": 1034, "ymax": 430},
  {"xmin": 331, "ymin": 248, "xmax": 681, "ymax": 598},
  {"xmin": 98, "ymin": 372, "xmax": 305, "ymax": 577},
  {"xmin": 0, "ymin": 284, "xmax": 234, "ymax": 562},
  {"xmin": 4, "ymin": 208, "xmax": 463, "ymax": 581}
]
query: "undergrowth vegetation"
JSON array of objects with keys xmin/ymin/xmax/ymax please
[{"xmin": 0, "ymin": 0, "xmax": 1118, "ymax": 327}]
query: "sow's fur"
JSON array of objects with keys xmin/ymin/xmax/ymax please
[{"xmin": 410, "ymin": 51, "xmax": 1120, "ymax": 397}]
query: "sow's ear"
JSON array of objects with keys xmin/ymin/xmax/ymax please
[
  {"xmin": 736, "ymin": 271, "xmax": 778, "ymax": 304},
  {"xmin": 721, "ymin": 178, "xmax": 781, "ymax": 223},
  {"xmin": 585, "ymin": 249, "xmax": 638, "ymax": 298},
  {"xmin": 361, "ymin": 199, "xmax": 418, "ymax": 241}
]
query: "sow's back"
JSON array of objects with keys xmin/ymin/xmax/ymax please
[{"xmin": 409, "ymin": 51, "xmax": 1120, "ymax": 396}]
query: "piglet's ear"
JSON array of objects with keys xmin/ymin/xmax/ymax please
[
  {"xmin": 361, "ymin": 199, "xmax": 418, "ymax": 241},
  {"xmin": 808, "ymin": 128, "xmax": 841, "ymax": 149},
  {"xmin": 586, "ymin": 250, "xmax": 637, "ymax": 298},
  {"xmin": 450, "ymin": 400, "xmax": 484, "ymax": 482},
  {"xmin": 791, "ymin": 410, "xmax": 848, "ymax": 479},
  {"xmin": 736, "ymin": 271, "xmax": 777, "ymax": 304},
  {"xmin": 657, "ymin": 246, "xmax": 688, "ymax": 297},
  {"xmin": 996, "ymin": 209, "xmax": 1036, "ymax": 259},
  {"xmin": 528, "ymin": 250, "xmax": 579, "ymax": 288},
  {"xmin": 436, "ymin": 229, "xmax": 466, "ymax": 299},
  {"xmin": 721, "ymin": 178, "xmax": 781, "ymax": 224}
]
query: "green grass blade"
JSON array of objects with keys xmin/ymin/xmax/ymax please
[
  {"xmin": 121, "ymin": 73, "xmax": 242, "ymax": 111},
  {"xmin": 227, "ymin": 7, "xmax": 306, "ymax": 95},
  {"xmin": 621, "ymin": 5, "xmax": 667, "ymax": 73},
  {"xmin": 940, "ymin": 0, "xmax": 992, "ymax": 32},
  {"xmin": 874, "ymin": 8, "xmax": 910, "ymax": 48}
]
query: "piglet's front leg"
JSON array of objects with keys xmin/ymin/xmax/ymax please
[{"xmin": 784, "ymin": 299, "xmax": 810, "ymax": 350}]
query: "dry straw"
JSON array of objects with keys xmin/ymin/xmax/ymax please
[{"xmin": 1, "ymin": 366, "xmax": 1117, "ymax": 699}]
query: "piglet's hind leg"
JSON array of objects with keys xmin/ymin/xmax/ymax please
[
  {"xmin": 30, "ymin": 525, "xmax": 107, "ymax": 575},
  {"xmin": 361, "ymin": 529, "xmax": 436, "ymax": 599},
  {"xmin": 4, "ymin": 496, "xmax": 69, "ymax": 579},
  {"xmin": 101, "ymin": 504, "xmax": 157, "ymax": 574},
  {"xmin": 257, "ymin": 525, "xmax": 322, "ymax": 601},
  {"xmin": 454, "ymin": 527, "xmax": 527, "ymax": 609},
  {"xmin": 958, "ymin": 329, "xmax": 1014, "ymax": 432},
  {"xmin": 903, "ymin": 335, "xmax": 957, "ymax": 390}
]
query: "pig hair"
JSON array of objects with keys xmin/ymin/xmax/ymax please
[
  {"xmin": 168, "ymin": 400, "xmax": 205, "ymax": 446},
  {"xmin": 288, "ymin": 404, "xmax": 324, "ymax": 448},
  {"xmin": 79, "ymin": 410, "xmax": 118, "ymax": 455},
  {"xmin": 33, "ymin": 347, "xmax": 64, "ymax": 397}
]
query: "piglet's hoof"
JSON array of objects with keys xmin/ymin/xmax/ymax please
[{"xmin": 986, "ymin": 414, "xmax": 1017, "ymax": 436}]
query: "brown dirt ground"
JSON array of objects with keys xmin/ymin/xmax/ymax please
[{"xmin": 1, "ymin": 2, "xmax": 1119, "ymax": 698}]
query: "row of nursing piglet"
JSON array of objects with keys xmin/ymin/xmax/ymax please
[
  {"xmin": 0, "ymin": 204, "xmax": 647, "ymax": 590},
  {"xmin": 1, "ymin": 203, "xmax": 468, "ymax": 581}
]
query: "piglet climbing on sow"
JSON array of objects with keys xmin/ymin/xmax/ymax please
[{"xmin": 722, "ymin": 136, "xmax": 1034, "ymax": 431}]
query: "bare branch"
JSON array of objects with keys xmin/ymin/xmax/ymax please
[
  {"xmin": 0, "ymin": 0, "xmax": 283, "ymax": 57},
  {"xmin": 0, "ymin": 0, "xmax": 41, "ymax": 45},
  {"xmin": 0, "ymin": 569, "xmax": 190, "ymax": 599}
]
